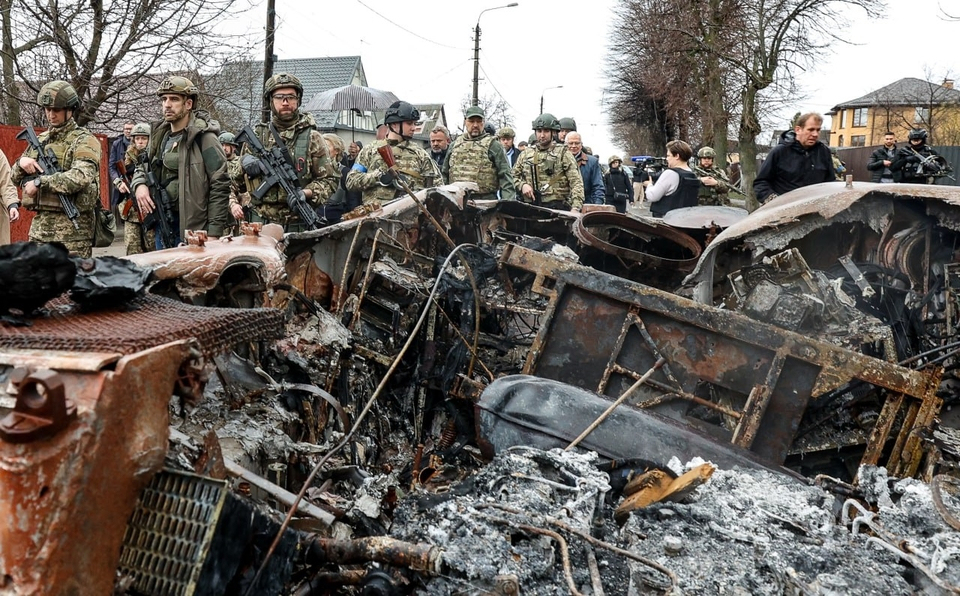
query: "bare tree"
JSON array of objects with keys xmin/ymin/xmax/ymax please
[
  {"xmin": 457, "ymin": 92, "xmax": 513, "ymax": 133},
  {"xmin": 1, "ymin": 0, "xmax": 256, "ymax": 129},
  {"xmin": 607, "ymin": 0, "xmax": 882, "ymax": 210}
]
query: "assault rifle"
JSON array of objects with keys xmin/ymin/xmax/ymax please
[
  {"xmin": 16, "ymin": 126, "xmax": 80, "ymax": 230},
  {"xmin": 236, "ymin": 123, "xmax": 319, "ymax": 230},
  {"xmin": 141, "ymin": 164, "xmax": 178, "ymax": 249},
  {"xmin": 908, "ymin": 147, "xmax": 954, "ymax": 181},
  {"xmin": 527, "ymin": 158, "xmax": 543, "ymax": 205},
  {"xmin": 114, "ymin": 160, "xmax": 137, "ymax": 220},
  {"xmin": 693, "ymin": 164, "xmax": 745, "ymax": 197}
]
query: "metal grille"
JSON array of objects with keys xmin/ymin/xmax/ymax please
[
  {"xmin": 118, "ymin": 470, "xmax": 228, "ymax": 596},
  {"xmin": 0, "ymin": 295, "xmax": 284, "ymax": 357}
]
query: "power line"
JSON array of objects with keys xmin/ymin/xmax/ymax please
[
  {"xmin": 478, "ymin": 58, "xmax": 515, "ymax": 113},
  {"xmin": 354, "ymin": 0, "xmax": 468, "ymax": 50}
]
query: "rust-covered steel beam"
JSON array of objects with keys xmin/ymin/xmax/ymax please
[{"xmin": 501, "ymin": 243, "xmax": 943, "ymax": 475}]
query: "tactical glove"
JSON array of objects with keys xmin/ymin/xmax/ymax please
[
  {"xmin": 378, "ymin": 169, "xmax": 397, "ymax": 187},
  {"xmin": 242, "ymin": 155, "xmax": 266, "ymax": 179}
]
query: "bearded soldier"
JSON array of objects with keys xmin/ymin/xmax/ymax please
[
  {"xmin": 12, "ymin": 81, "xmax": 101, "ymax": 257},
  {"xmin": 513, "ymin": 113, "xmax": 583, "ymax": 211},
  {"xmin": 346, "ymin": 100, "xmax": 441, "ymax": 205},
  {"xmin": 242, "ymin": 73, "xmax": 339, "ymax": 230},
  {"xmin": 694, "ymin": 146, "xmax": 731, "ymax": 206},
  {"xmin": 132, "ymin": 75, "xmax": 230, "ymax": 247},
  {"xmin": 442, "ymin": 106, "xmax": 515, "ymax": 201}
]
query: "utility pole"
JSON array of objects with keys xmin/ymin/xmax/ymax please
[
  {"xmin": 471, "ymin": 23, "xmax": 480, "ymax": 107},
  {"xmin": 261, "ymin": 0, "xmax": 276, "ymax": 124}
]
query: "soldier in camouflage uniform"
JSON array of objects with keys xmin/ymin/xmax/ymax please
[
  {"xmin": 240, "ymin": 74, "xmax": 339, "ymax": 231},
  {"xmin": 220, "ymin": 131, "xmax": 248, "ymax": 226},
  {"xmin": 11, "ymin": 81, "xmax": 101, "ymax": 258},
  {"xmin": 346, "ymin": 100, "xmax": 441, "ymax": 205},
  {"xmin": 513, "ymin": 113, "xmax": 584, "ymax": 211},
  {"xmin": 116, "ymin": 123, "xmax": 155, "ymax": 254},
  {"xmin": 132, "ymin": 75, "xmax": 230, "ymax": 247},
  {"xmin": 441, "ymin": 106, "xmax": 515, "ymax": 201},
  {"xmin": 694, "ymin": 146, "xmax": 731, "ymax": 207}
]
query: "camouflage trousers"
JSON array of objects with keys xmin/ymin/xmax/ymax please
[
  {"xmin": 124, "ymin": 220, "xmax": 156, "ymax": 255},
  {"xmin": 29, "ymin": 210, "xmax": 94, "ymax": 258}
]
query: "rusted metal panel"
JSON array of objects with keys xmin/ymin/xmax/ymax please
[
  {"xmin": 503, "ymin": 243, "xmax": 942, "ymax": 470},
  {"xmin": 0, "ymin": 341, "xmax": 192, "ymax": 595}
]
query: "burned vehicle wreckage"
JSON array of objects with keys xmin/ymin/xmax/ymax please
[{"xmin": 5, "ymin": 181, "xmax": 960, "ymax": 594}]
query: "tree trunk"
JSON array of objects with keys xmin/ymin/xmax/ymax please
[
  {"xmin": 738, "ymin": 83, "xmax": 761, "ymax": 212},
  {"xmin": 1, "ymin": 0, "xmax": 19, "ymax": 125}
]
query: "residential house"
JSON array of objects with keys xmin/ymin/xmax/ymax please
[
  {"xmin": 827, "ymin": 77, "xmax": 960, "ymax": 147},
  {"xmin": 207, "ymin": 56, "xmax": 446, "ymax": 149}
]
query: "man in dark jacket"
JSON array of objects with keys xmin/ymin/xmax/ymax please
[
  {"xmin": 867, "ymin": 132, "xmax": 897, "ymax": 183},
  {"xmin": 754, "ymin": 112, "xmax": 835, "ymax": 203},
  {"xmin": 108, "ymin": 121, "xmax": 134, "ymax": 208},
  {"xmin": 603, "ymin": 155, "xmax": 633, "ymax": 213}
]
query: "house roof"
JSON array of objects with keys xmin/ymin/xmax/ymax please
[{"xmin": 828, "ymin": 78, "xmax": 960, "ymax": 113}]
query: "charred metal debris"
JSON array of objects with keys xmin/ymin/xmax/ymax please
[{"xmin": 6, "ymin": 182, "xmax": 960, "ymax": 593}]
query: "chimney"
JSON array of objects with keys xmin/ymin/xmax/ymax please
[{"xmin": 944, "ymin": 79, "xmax": 955, "ymax": 89}]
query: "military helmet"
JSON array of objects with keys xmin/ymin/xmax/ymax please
[
  {"xmin": 156, "ymin": 75, "xmax": 198, "ymax": 98},
  {"xmin": 263, "ymin": 73, "xmax": 303, "ymax": 100},
  {"xmin": 528, "ymin": 133, "xmax": 537, "ymax": 144},
  {"xmin": 497, "ymin": 126, "xmax": 515, "ymax": 139},
  {"xmin": 532, "ymin": 113, "xmax": 560, "ymax": 131},
  {"xmin": 697, "ymin": 146, "xmax": 716, "ymax": 158},
  {"xmin": 608, "ymin": 154, "xmax": 623, "ymax": 165},
  {"xmin": 37, "ymin": 81, "xmax": 80, "ymax": 110},
  {"xmin": 218, "ymin": 131, "xmax": 238, "ymax": 146},
  {"xmin": 131, "ymin": 122, "xmax": 151, "ymax": 137},
  {"xmin": 908, "ymin": 129, "xmax": 928, "ymax": 142},
  {"xmin": 558, "ymin": 117, "xmax": 577, "ymax": 131},
  {"xmin": 384, "ymin": 100, "xmax": 420, "ymax": 124}
]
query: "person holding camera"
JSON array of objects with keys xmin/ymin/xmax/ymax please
[
  {"xmin": 644, "ymin": 140, "xmax": 699, "ymax": 218},
  {"xmin": 891, "ymin": 129, "xmax": 947, "ymax": 185},
  {"xmin": 603, "ymin": 155, "xmax": 634, "ymax": 213}
]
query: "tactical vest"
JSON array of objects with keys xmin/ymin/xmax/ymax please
[
  {"xmin": 24, "ymin": 128, "xmax": 82, "ymax": 212},
  {"xmin": 252, "ymin": 123, "xmax": 312, "ymax": 206},
  {"xmin": 652, "ymin": 168, "xmax": 699, "ymax": 217},
  {"xmin": 157, "ymin": 131, "xmax": 182, "ymax": 208},
  {"xmin": 696, "ymin": 166, "xmax": 726, "ymax": 206},
  {"xmin": 448, "ymin": 135, "xmax": 497, "ymax": 194},
  {"xmin": 532, "ymin": 145, "xmax": 571, "ymax": 198}
]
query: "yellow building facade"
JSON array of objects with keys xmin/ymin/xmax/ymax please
[{"xmin": 827, "ymin": 78, "xmax": 960, "ymax": 147}]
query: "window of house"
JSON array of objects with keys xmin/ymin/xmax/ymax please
[
  {"xmin": 915, "ymin": 106, "xmax": 930, "ymax": 123},
  {"xmin": 851, "ymin": 135, "xmax": 866, "ymax": 147},
  {"xmin": 838, "ymin": 135, "xmax": 844, "ymax": 147},
  {"xmin": 838, "ymin": 110, "xmax": 846, "ymax": 128},
  {"xmin": 853, "ymin": 108, "xmax": 868, "ymax": 127}
]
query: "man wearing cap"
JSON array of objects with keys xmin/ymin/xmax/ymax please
[
  {"xmin": 239, "ymin": 73, "xmax": 339, "ymax": 231},
  {"xmin": 603, "ymin": 155, "xmax": 634, "ymax": 213},
  {"xmin": 12, "ymin": 80, "xmax": 101, "ymax": 257},
  {"xmin": 513, "ymin": 113, "xmax": 583, "ymax": 211},
  {"xmin": 131, "ymin": 75, "xmax": 230, "ymax": 247},
  {"xmin": 694, "ymin": 146, "xmax": 731, "ymax": 206},
  {"xmin": 442, "ymin": 106, "xmax": 515, "ymax": 201},
  {"xmin": 498, "ymin": 126, "xmax": 521, "ymax": 168},
  {"xmin": 347, "ymin": 100, "xmax": 441, "ymax": 205}
]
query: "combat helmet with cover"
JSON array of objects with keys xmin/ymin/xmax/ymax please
[
  {"xmin": 558, "ymin": 117, "xmax": 577, "ymax": 132},
  {"xmin": 263, "ymin": 73, "xmax": 303, "ymax": 101},
  {"xmin": 156, "ymin": 76, "xmax": 198, "ymax": 100},
  {"xmin": 384, "ymin": 101, "xmax": 420, "ymax": 124},
  {"xmin": 131, "ymin": 122, "xmax": 151, "ymax": 137},
  {"xmin": 697, "ymin": 146, "xmax": 716, "ymax": 159},
  {"xmin": 532, "ymin": 113, "xmax": 560, "ymax": 131},
  {"xmin": 37, "ymin": 81, "xmax": 81, "ymax": 111},
  {"xmin": 218, "ymin": 131, "xmax": 239, "ymax": 147},
  {"xmin": 908, "ymin": 129, "xmax": 928, "ymax": 142},
  {"xmin": 497, "ymin": 126, "xmax": 515, "ymax": 139}
]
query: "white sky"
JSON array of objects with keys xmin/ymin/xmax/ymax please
[{"xmin": 229, "ymin": 0, "xmax": 956, "ymax": 159}]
